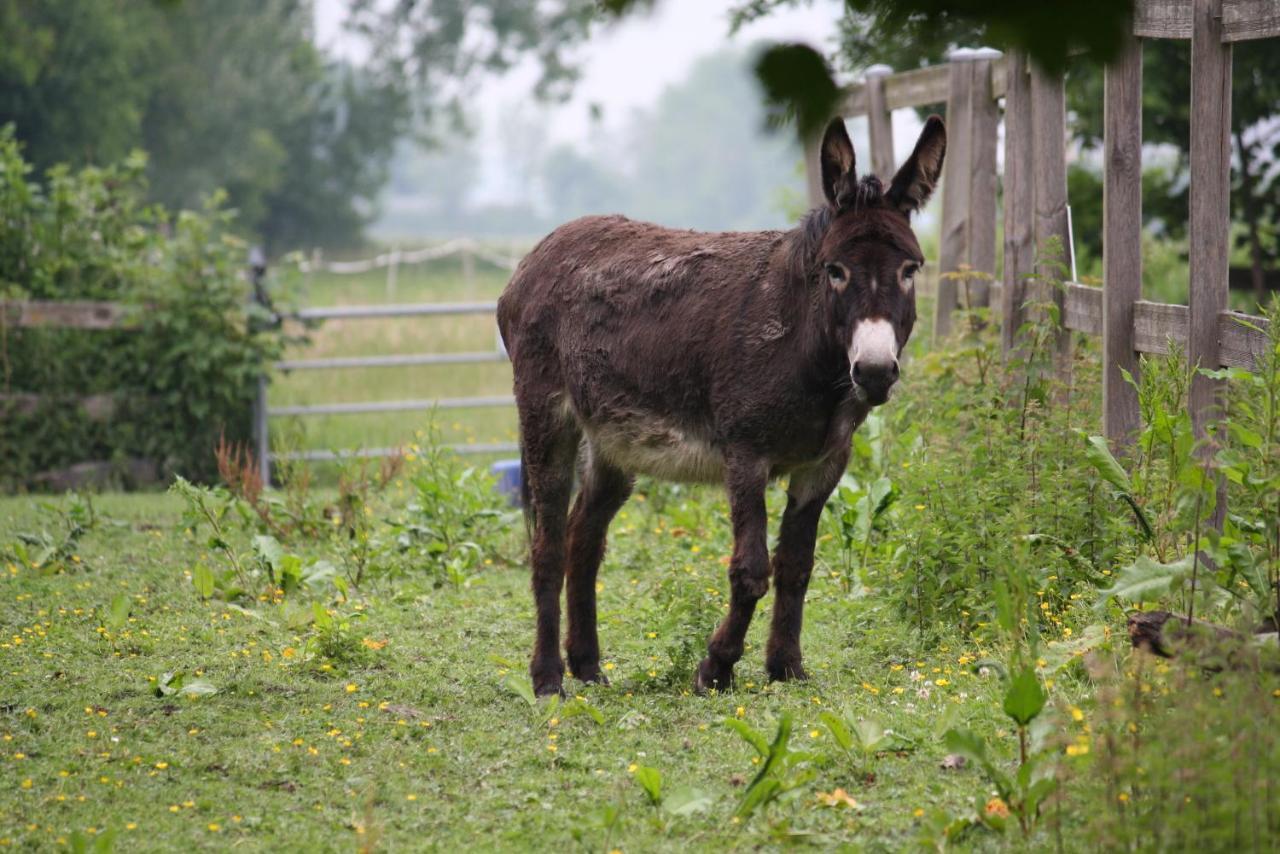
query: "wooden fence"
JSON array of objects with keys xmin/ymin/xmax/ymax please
[{"xmin": 807, "ymin": 0, "xmax": 1276, "ymax": 472}]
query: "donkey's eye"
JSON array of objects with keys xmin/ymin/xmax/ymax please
[
  {"xmin": 902, "ymin": 264, "xmax": 919, "ymax": 286},
  {"xmin": 825, "ymin": 263, "xmax": 849, "ymax": 289}
]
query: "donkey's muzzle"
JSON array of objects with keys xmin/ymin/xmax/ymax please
[{"xmin": 852, "ymin": 358, "xmax": 899, "ymax": 406}]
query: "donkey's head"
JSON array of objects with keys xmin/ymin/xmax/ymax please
[{"xmin": 816, "ymin": 115, "xmax": 945, "ymax": 406}]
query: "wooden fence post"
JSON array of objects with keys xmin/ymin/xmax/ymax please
[
  {"xmin": 1103, "ymin": 33, "xmax": 1144, "ymax": 449},
  {"xmin": 936, "ymin": 48, "xmax": 1001, "ymax": 337},
  {"xmin": 1189, "ymin": 0, "xmax": 1232, "ymax": 527},
  {"xmin": 1001, "ymin": 51, "xmax": 1034, "ymax": 358},
  {"xmin": 936, "ymin": 51, "xmax": 975, "ymax": 337},
  {"xmin": 1030, "ymin": 62, "xmax": 1073, "ymax": 387},
  {"xmin": 804, "ymin": 131, "xmax": 825, "ymax": 209},
  {"xmin": 865, "ymin": 64, "xmax": 895, "ymax": 180},
  {"xmin": 968, "ymin": 48, "xmax": 1001, "ymax": 312}
]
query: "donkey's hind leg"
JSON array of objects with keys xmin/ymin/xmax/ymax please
[
  {"xmin": 565, "ymin": 447, "xmax": 633, "ymax": 684},
  {"xmin": 520, "ymin": 399, "xmax": 580, "ymax": 697}
]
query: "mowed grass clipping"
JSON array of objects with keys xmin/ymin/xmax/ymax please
[{"xmin": 1, "ymin": 487, "xmax": 1038, "ymax": 851}]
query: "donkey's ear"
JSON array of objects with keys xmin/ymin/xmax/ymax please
[
  {"xmin": 886, "ymin": 115, "xmax": 946, "ymax": 216},
  {"xmin": 819, "ymin": 118, "xmax": 857, "ymax": 209}
]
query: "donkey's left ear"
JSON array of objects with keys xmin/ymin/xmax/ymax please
[
  {"xmin": 886, "ymin": 115, "xmax": 946, "ymax": 216},
  {"xmin": 819, "ymin": 118, "xmax": 857, "ymax": 209}
]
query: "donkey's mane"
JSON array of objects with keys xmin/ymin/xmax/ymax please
[{"xmin": 787, "ymin": 175, "xmax": 886, "ymax": 281}]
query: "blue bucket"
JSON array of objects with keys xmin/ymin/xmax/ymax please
[{"xmin": 490, "ymin": 458, "xmax": 523, "ymax": 506}]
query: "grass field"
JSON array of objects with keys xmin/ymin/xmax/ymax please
[
  {"xmin": 0, "ymin": 487, "xmax": 1030, "ymax": 851},
  {"xmin": 4, "ymin": 260, "xmax": 1278, "ymax": 851}
]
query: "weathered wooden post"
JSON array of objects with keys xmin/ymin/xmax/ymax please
[
  {"xmin": 864, "ymin": 64, "xmax": 895, "ymax": 180},
  {"xmin": 1103, "ymin": 31, "xmax": 1144, "ymax": 449},
  {"xmin": 936, "ymin": 48, "xmax": 1001, "ymax": 337},
  {"xmin": 1189, "ymin": 0, "xmax": 1232, "ymax": 527},
  {"xmin": 1030, "ymin": 61, "xmax": 1073, "ymax": 387},
  {"xmin": 1001, "ymin": 51, "xmax": 1034, "ymax": 357},
  {"xmin": 804, "ymin": 131, "xmax": 825, "ymax": 208}
]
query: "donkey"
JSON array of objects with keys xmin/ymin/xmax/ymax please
[{"xmin": 497, "ymin": 115, "xmax": 945, "ymax": 696}]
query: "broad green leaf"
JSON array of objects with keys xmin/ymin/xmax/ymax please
[
  {"xmin": 1082, "ymin": 433, "xmax": 1133, "ymax": 493},
  {"xmin": 1003, "ymin": 667, "xmax": 1046, "ymax": 726},
  {"xmin": 853, "ymin": 717, "xmax": 888, "ymax": 753},
  {"xmin": 633, "ymin": 764, "xmax": 662, "ymax": 805},
  {"xmin": 722, "ymin": 718, "xmax": 769, "ymax": 756},
  {"xmin": 819, "ymin": 712, "xmax": 851, "ymax": 751},
  {"xmin": 502, "ymin": 673, "xmax": 536, "ymax": 707},
  {"xmin": 312, "ymin": 602, "xmax": 333, "ymax": 630},
  {"xmin": 106, "ymin": 594, "xmax": 129, "ymax": 630},
  {"xmin": 662, "ymin": 785, "xmax": 713, "ymax": 816},
  {"xmin": 179, "ymin": 678, "xmax": 218, "ymax": 697},
  {"xmin": 192, "ymin": 564, "xmax": 215, "ymax": 599},
  {"xmin": 1097, "ymin": 554, "xmax": 1194, "ymax": 607}
]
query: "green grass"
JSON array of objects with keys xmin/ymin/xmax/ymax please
[{"xmin": 0, "ymin": 484, "xmax": 1068, "ymax": 851}]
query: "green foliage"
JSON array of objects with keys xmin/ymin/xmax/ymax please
[
  {"xmin": 0, "ymin": 130, "xmax": 296, "ymax": 489},
  {"xmin": 0, "ymin": 0, "xmax": 403, "ymax": 248}
]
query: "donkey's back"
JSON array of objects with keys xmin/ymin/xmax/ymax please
[{"xmin": 498, "ymin": 214, "xmax": 793, "ymax": 483}]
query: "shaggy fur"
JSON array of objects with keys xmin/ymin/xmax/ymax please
[{"xmin": 498, "ymin": 116, "xmax": 946, "ymax": 696}]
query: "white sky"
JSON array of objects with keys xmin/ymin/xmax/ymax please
[{"xmin": 314, "ymin": 0, "xmax": 847, "ymax": 147}]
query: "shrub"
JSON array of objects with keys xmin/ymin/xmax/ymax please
[{"xmin": 0, "ymin": 126, "xmax": 295, "ymax": 490}]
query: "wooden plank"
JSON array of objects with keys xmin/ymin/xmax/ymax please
[
  {"xmin": 0, "ymin": 300, "xmax": 140, "ymax": 330},
  {"xmin": 968, "ymin": 51, "xmax": 1001, "ymax": 309},
  {"xmin": 865, "ymin": 66, "xmax": 896, "ymax": 179},
  {"xmin": 1133, "ymin": 301, "xmax": 1189, "ymax": 354},
  {"xmin": 1030, "ymin": 63, "xmax": 1074, "ymax": 386},
  {"xmin": 1189, "ymin": 0, "xmax": 1233, "ymax": 530},
  {"xmin": 883, "ymin": 65, "xmax": 950, "ymax": 110},
  {"xmin": 838, "ymin": 84, "xmax": 868, "ymax": 118},
  {"xmin": 843, "ymin": 56, "xmax": 1006, "ymax": 118},
  {"xmin": 1223, "ymin": 0, "xmax": 1280, "ymax": 41},
  {"xmin": 935, "ymin": 56, "xmax": 975, "ymax": 337},
  {"xmin": 1063, "ymin": 283, "xmax": 1104, "ymax": 335},
  {"xmin": 1135, "ymin": 0, "xmax": 1193, "ymax": 38},
  {"xmin": 1001, "ymin": 52, "xmax": 1035, "ymax": 357},
  {"xmin": 1219, "ymin": 311, "xmax": 1272, "ymax": 369},
  {"xmin": 1103, "ymin": 34, "xmax": 1145, "ymax": 448}
]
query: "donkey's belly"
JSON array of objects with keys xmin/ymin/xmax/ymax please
[{"xmin": 586, "ymin": 417, "xmax": 725, "ymax": 484}]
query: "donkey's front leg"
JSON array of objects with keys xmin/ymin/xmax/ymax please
[
  {"xmin": 695, "ymin": 455, "xmax": 770, "ymax": 694},
  {"xmin": 765, "ymin": 462, "xmax": 842, "ymax": 681}
]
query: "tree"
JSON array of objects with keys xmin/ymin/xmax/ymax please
[{"xmin": 0, "ymin": 0, "xmax": 404, "ymax": 251}]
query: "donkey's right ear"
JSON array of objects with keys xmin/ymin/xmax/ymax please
[
  {"xmin": 886, "ymin": 115, "xmax": 946, "ymax": 216},
  {"xmin": 820, "ymin": 118, "xmax": 857, "ymax": 209}
]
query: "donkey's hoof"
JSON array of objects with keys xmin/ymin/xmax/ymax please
[
  {"xmin": 532, "ymin": 678, "xmax": 565, "ymax": 698},
  {"xmin": 766, "ymin": 659, "xmax": 809, "ymax": 682},
  {"xmin": 531, "ymin": 662, "xmax": 565, "ymax": 698},
  {"xmin": 572, "ymin": 667, "xmax": 610, "ymax": 687},
  {"xmin": 694, "ymin": 657, "xmax": 734, "ymax": 695}
]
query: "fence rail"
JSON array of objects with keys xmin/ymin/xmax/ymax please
[{"xmin": 259, "ymin": 289, "xmax": 515, "ymax": 478}]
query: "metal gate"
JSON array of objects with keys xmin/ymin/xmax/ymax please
[{"xmin": 253, "ymin": 240, "xmax": 523, "ymax": 482}]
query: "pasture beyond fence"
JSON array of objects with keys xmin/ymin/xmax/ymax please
[{"xmin": 812, "ymin": 0, "xmax": 1275, "ymax": 495}]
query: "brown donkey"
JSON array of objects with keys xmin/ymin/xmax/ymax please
[{"xmin": 497, "ymin": 116, "xmax": 945, "ymax": 696}]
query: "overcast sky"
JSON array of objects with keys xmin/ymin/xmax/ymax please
[{"xmin": 314, "ymin": 0, "xmax": 846, "ymax": 148}]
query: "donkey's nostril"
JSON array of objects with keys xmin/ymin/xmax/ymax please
[
  {"xmin": 852, "ymin": 362, "xmax": 863, "ymax": 381},
  {"xmin": 891, "ymin": 361, "xmax": 900, "ymax": 379}
]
